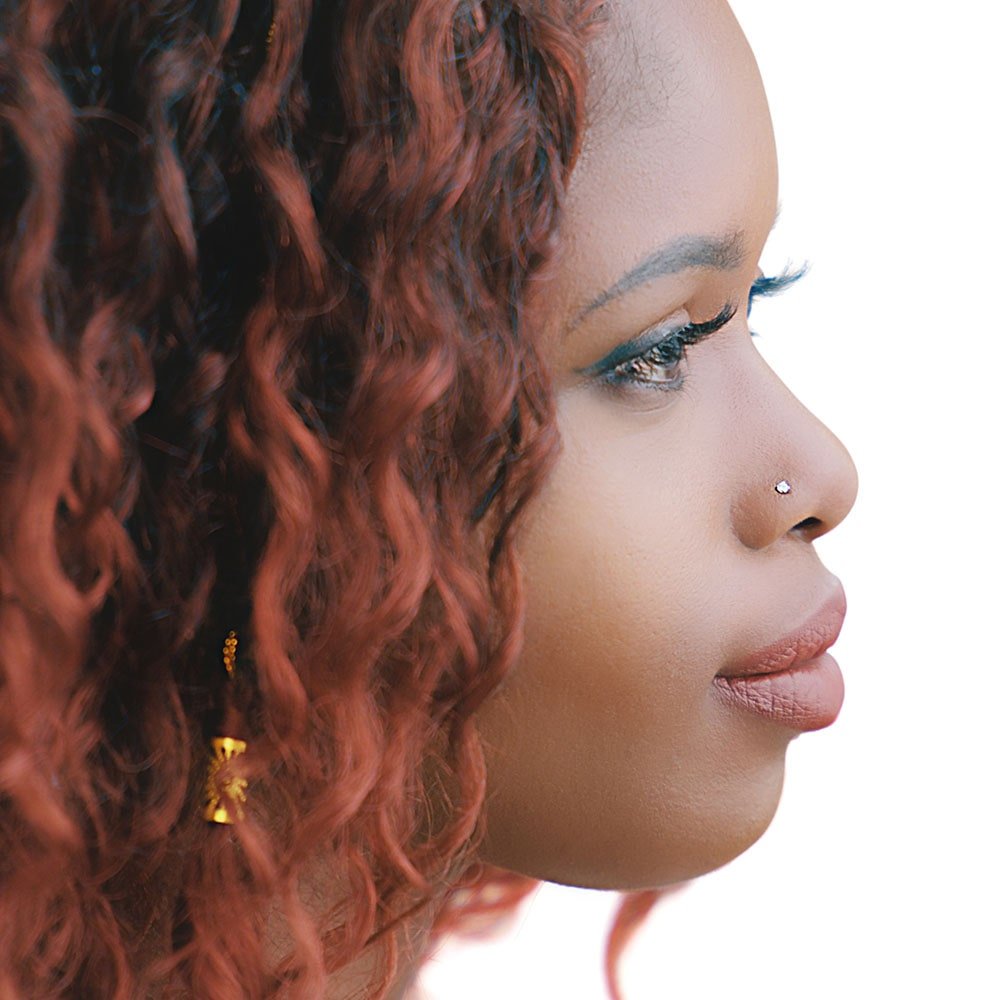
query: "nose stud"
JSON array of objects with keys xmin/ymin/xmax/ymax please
[{"xmin": 774, "ymin": 480, "xmax": 791, "ymax": 495}]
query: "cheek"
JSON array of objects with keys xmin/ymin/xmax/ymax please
[
  {"xmin": 473, "ymin": 386, "xmax": 794, "ymax": 889},
  {"xmin": 516, "ymin": 384, "xmax": 726, "ymax": 696}
]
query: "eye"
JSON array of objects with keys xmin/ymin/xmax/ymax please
[
  {"xmin": 605, "ymin": 333, "xmax": 686, "ymax": 391},
  {"xmin": 600, "ymin": 302, "xmax": 737, "ymax": 394}
]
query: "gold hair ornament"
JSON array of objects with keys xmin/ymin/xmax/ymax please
[{"xmin": 203, "ymin": 630, "xmax": 249, "ymax": 824}]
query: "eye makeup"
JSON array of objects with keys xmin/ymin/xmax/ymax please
[
  {"xmin": 576, "ymin": 302, "xmax": 736, "ymax": 379},
  {"xmin": 585, "ymin": 301, "xmax": 737, "ymax": 393},
  {"xmin": 747, "ymin": 264, "xmax": 807, "ymax": 316},
  {"xmin": 578, "ymin": 268, "xmax": 806, "ymax": 394}
]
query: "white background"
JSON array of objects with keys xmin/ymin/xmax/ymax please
[{"xmin": 416, "ymin": 2, "xmax": 1000, "ymax": 997}]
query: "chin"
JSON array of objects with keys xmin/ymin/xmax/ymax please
[
  {"xmin": 542, "ymin": 762, "xmax": 788, "ymax": 893},
  {"xmin": 567, "ymin": 822, "xmax": 781, "ymax": 894},
  {"xmin": 483, "ymin": 785, "xmax": 787, "ymax": 894}
]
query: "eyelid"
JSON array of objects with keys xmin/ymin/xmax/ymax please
[
  {"xmin": 575, "ymin": 313, "xmax": 688, "ymax": 378},
  {"xmin": 577, "ymin": 301, "xmax": 736, "ymax": 379}
]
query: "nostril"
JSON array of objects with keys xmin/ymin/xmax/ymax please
[{"xmin": 794, "ymin": 516, "xmax": 822, "ymax": 535}]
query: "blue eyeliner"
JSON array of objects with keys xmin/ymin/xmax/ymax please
[
  {"xmin": 577, "ymin": 320, "xmax": 687, "ymax": 377},
  {"xmin": 577, "ymin": 301, "xmax": 737, "ymax": 378},
  {"xmin": 577, "ymin": 266, "xmax": 807, "ymax": 392}
]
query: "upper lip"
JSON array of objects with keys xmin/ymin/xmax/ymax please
[{"xmin": 717, "ymin": 588, "xmax": 847, "ymax": 679}]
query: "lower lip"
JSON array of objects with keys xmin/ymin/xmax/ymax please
[{"xmin": 712, "ymin": 652, "xmax": 844, "ymax": 731}]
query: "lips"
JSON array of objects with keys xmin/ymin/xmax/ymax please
[
  {"xmin": 712, "ymin": 589, "xmax": 847, "ymax": 731},
  {"xmin": 717, "ymin": 590, "xmax": 846, "ymax": 680}
]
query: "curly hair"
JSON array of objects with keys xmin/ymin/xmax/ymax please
[{"xmin": 0, "ymin": 1, "xmax": 671, "ymax": 996}]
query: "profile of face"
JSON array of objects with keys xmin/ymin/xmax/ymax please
[{"xmin": 474, "ymin": 0, "xmax": 859, "ymax": 891}]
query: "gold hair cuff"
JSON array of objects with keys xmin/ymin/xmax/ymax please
[{"xmin": 204, "ymin": 735, "xmax": 248, "ymax": 824}]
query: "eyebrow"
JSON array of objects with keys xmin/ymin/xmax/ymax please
[{"xmin": 569, "ymin": 230, "xmax": 748, "ymax": 331}]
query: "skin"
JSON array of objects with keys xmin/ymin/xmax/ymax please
[{"xmin": 472, "ymin": 0, "xmax": 859, "ymax": 892}]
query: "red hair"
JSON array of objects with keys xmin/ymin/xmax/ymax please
[{"xmin": 0, "ymin": 1, "xmax": 674, "ymax": 996}]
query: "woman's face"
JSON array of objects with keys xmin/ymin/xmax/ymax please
[{"xmin": 474, "ymin": 0, "xmax": 858, "ymax": 890}]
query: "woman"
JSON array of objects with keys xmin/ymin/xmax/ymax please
[{"xmin": 0, "ymin": 0, "xmax": 857, "ymax": 997}]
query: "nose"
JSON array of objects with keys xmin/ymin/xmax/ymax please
[{"xmin": 730, "ymin": 360, "xmax": 859, "ymax": 551}]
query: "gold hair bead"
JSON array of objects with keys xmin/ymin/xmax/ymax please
[
  {"xmin": 203, "ymin": 630, "xmax": 249, "ymax": 825},
  {"xmin": 222, "ymin": 630, "xmax": 238, "ymax": 678},
  {"xmin": 265, "ymin": 15, "xmax": 276, "ymax": 50}
]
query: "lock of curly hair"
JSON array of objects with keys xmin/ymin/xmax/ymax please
[{"xmin": 0, "ymin": 1, "xmax": 665, "ymax": 997}]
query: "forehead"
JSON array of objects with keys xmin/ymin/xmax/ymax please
[{"xmin": 546, "ymin": 0, "xmax": 778, "ymax": 331}]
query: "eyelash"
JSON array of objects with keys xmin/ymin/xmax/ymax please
[{"xmin": 601, "ymin": 268, "xmax": 806, "ymax": 394}]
